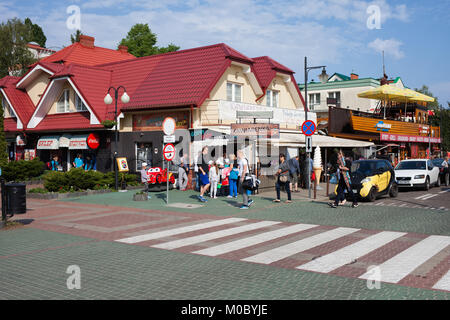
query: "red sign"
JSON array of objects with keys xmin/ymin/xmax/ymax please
[
  {"xmin": 380, "ymin": 133, "xmax": 441, "ymax": 144},
  {"xmin": 301, "ymin": 120, "xmax": 316, "ymax": 136},
  {"xmin": 163, "ymin": 143, "xmax": 175, "ymax": 161},
  {"xmin": 87, "ymin": 133, "xmax": 100, "ymax": 149}
]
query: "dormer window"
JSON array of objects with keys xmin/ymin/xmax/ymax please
[
  {"xmin": 57, "ymin": 89, "xmax": 70, "ymax": 113},
  {"xmin": 227, "ymin": 82, "xmax": 242, "ymax": 102},
  {"xmin": 2, "ymin": 96, "xmax": 16, "ymax": 118},
  {"xmin": 266, "ymin": 90, "xmax": 279, "ymax": 108},
  {"xmin": 75, "ymin": 94, "xmax": 88, "ymax": 111}
]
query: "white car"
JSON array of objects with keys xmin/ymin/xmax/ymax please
[{"xmin": 395, "ymin": 159, "xmax": 440, "ymax": 190}]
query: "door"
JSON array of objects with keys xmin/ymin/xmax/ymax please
[
  {"xmin": 136, "ymin": 143, "xmax": 153, "ymax": 170},
  {"xmin": 427, "ymin": 160, "xmax": 439, "ymax": 184},
  {"xmin": 375, "ymin": 161, "xmax": 389, "ymax": 192}
]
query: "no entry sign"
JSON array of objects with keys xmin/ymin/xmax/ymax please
[
  {"xmin": 163, "ymin": 143, "xmax": 175, "ymax": 161},
  {"xmin": 301, "ymin": 120, "xmax": 316, "ymax": 136}
]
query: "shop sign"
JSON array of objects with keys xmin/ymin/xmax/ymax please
[
  {"xmin": 69, "ymin": 135, "xmax": 88, "ymax": 150},
  {"xmin": 380, "ymin": 133, "xmax": 441, "ymax": 144},
  {"xmin": 133, "ymin": 111, "xmax": 188, "ymax": 131},
  {"xmin": 231, "ymin": 123, "xmax": 280, "ymax": 138},
  {"xmin": 117, "ymin": 157, "xmax": 129, "ymax": 172},
  {"xmin": 87, "ymin": 133, "xmax": 100, "ymax": 149},
  {"xmin": 374, "ymin": 121, "xmax": 392, "ymax": 132},
  {"xmin": 37, "ymin": 137, "xmax": 59, "ymax": 149}
]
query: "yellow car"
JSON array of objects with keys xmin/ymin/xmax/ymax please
[{"xmin": 334, "ymin": 159, "xmax": 398, "ymax": 202}]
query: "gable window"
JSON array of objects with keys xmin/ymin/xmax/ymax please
[
  {"xmin": 75, "ymin": 94, "xmax": 88, "ymax": 112},
  {"xmin": 2, "ymin": 96, "xmax": 16, "ymax": 118},
  {"xmin": 266, "ymin": 90, "xmax": 279, "ymax": 108},
  {"xmin": 328, "ymin": 91, "xmax": 341, "ymax": 105},
  {"xmin": 226, "ymin": 82, "xmax": 242, "ymax": 102},
  {"xmin": 308, "ymin": 93, "xmax": 320, "ymax": 110},
  {"xmin": 57, "ymin": 89, "xmax": 70, "ymax": 113}
]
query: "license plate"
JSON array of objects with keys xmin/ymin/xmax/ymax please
[{"xmin": 398, "ymin": 180, "xmax": 409, "ymax": 184}]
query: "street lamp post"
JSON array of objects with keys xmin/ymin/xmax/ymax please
[
  {"xmin": 104, "ymin": 86, "xmax": 130, "ymax": 190},
  {"xmin": 304, "ymin": 57, "xmax": 328, "ymax": 198}
]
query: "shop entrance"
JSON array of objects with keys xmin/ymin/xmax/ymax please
[{"xmin": 136, "ymin": 143, "xmax": 153, "ymax": 170}]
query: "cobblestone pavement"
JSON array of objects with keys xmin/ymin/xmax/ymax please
[{"xmin": 1, "ymin": 194, "xmax": 448, "ymax": 299}]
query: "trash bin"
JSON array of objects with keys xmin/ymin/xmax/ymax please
[{"xmin": 6, "ymin": 183, "xmax": 27, "ymax": 215}]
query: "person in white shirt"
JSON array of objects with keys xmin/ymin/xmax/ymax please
[
  {"xmin": 208, "ymin": 161, "xmax": 220, "ymax": 198},
  {"xmin": 237, "ymin": 150, "xmax": 253, "ymax": 209}
]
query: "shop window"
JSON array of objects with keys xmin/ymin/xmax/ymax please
[
  {"xmin": 227, "ymin": 82, "xmax": 242, "ymax": 102},
  {"xmin": 328, "ymin": 91, "xmax": 341, "ymax": 105},
  {"xmin": 2, "ymin": 96, "xmax": 16, "ymax": 118},
  {"xmin": 266, "ymin": 90, "xmax": 279, "ymax": 108},
  {"xmin": 75, "ymin": 94, "xmax": 88, "ymax": 112},
  {"xmin": 57, "ymin": 89, "xmax": 70, "ymax": 113},
  {"xmin": 136, "ymin": 143, "xmax": 153, "ymax": 170},
  {"xmin": 308, "ymin": 93, "xmax": 320, "ymax": 110}
]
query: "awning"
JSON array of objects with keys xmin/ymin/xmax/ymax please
[
  {"xmin": 69, "ymin": 135, "xmax": 89, "ymax": 150},
  {"xmin": 59, "ymin": 134, "xmax": 72, "ymax": 148},
  {"xmin": 37, "ymin": 136, "xmax": 60, "ymax": 149},
  {"xmin": 273, "ymin": 133, "xmax": 374, "ymax": 148}
]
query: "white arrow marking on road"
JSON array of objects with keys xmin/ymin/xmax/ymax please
[
  {"xmin": 433, "ymin": 270, "xmax": 450, "ymax": 291},
  {"xmin": 359, "ymin": 235, "xmax": 450, "ymax": 284}
]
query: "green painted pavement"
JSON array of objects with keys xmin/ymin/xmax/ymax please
[
  {"xmin": 0, "ymin": 228, "xmax": 448, "ymax": 300},
  {"xmin": 60, "ymin": 190, "xmax": 450, "ymax": 236}
]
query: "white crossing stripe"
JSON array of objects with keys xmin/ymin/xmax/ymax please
[
  {"xmin": 152, "ymin": 220, "xmax": 281, "ymax": 250},
  {"xmin": 115, "ymin": 217, "xmax": 247, "ymax": 244},
  {"xmin": 432, "ymin": 270, "xmax": 450, "ymax": 291},
  {"xmin": 420, "ymin": 194, "xmax": 439, "ymax": 201},
  {"xmin": 241, "ymin": 227, "xmax": 359, "ymax": 265},
  {"xmin": 438, "ymin": 189, "xmax": 450, "ymax": 194},
  {"xmin": 193, "ymin": 223, "xmax": 318, "ymax": 256},
  {"xmin": 359, "ymin": 235, "xmax": 450, "ymax": 283},
  {"xmin": 398, "ymin": 204, "xmax": 407, "ymax": 207},
  {"xmin": 296, "ymin": 231, "xmax": 406, "ymax": 273},
  {"xmin": 375, "ymin": 202, "xmax": 384, "ymax": 206},
  {"xmin": 414, "ymin": 194, "xmax": 430, "ymax": 200}
]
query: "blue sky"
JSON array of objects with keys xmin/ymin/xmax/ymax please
[{"xmin": 1, "ymin": 0, "xmax": 449, "ymax": 105}]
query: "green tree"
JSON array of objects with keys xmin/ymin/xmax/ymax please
[
  {"xmin": 119, "ymin": 23, "xmax": 179, "ymax": 57},
  {"xmin": 0, "ymin": 18, "xmax": 36, "ymax": 78},
  {"xmin": 70, "ymin": 29, "xmax": 83, "ymax": 44},
  {"xmin": 414, "ymin": 85, "xmax": 440, "ymax": 110},
  {"xmin": 24, "ymin": 18, "xmax": 46, "ymax": 47},
  {"xmin": 0, "ymin": 99, "xmax": 9, "ymax": 169}
]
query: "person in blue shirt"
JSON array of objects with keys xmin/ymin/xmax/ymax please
[
  {"xmin": 84, "ymin": 155, "xmax": 93, "ymax": 171},
  {"xmin": 73, "ymin": 154, "xmax": 84, "ymax": 169},
  {"xmin": 288, "ymin": 155, "xmax": 301, "ymax": 192},
  {"xmin": 51, "ymin": 155, "xmax": 60, "ymax": 171}
]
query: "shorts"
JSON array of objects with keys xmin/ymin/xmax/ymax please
[
  {"xmin": 200, "ymin": 173, "xmax": 210, "ymax": 186},
  {"xmin": 291, "ymin": 173, "xmax": 298, "ymax": 184}
]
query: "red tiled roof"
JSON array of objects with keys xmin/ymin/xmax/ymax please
[
  {"xmin": 28, "ymin": 112, "xmax": 103, "ymax": 131},
  {"xmin": 3, "ymin": 118, "xmax": 19, "ymax": 132},
  {"xmin": 39, "ymin": 42, "xmax": 135, "ymax": 66},
  {"xmin": 252, "ymin": 56, "xmax": 294, "ymax": 89},
  {"xmin": 0, "ymin": 76, "xmax": 36, "ymax": 127},
  {"xmin": 27, "ymin": 43, "xmax": 56, "ymax": 52}
]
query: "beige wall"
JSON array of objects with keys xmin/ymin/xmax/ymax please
[
  {"xmin": 1, "ymin": 93, "xmax": 15, "ymax": 118},
  {"xmin": 26, "ymin": 71, "xmax": 50, "ymax": 106}
]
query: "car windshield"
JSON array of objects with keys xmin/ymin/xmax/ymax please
[
  {"xmin": 351, "ymin": 161, "xmax": 377, "ymax": 176},
  {"xmin": 432, "ymin": 159, "xmax": 444, "ymax": 167},
  {"xmin": 396, "ymin": 161, "xmax": 426, "ymax": 170}
]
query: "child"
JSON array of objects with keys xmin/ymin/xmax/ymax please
[
  {"xmin": 221, "ymin": 161, "xmax": 231, "ymax": 197},
  {"xmin": 208, "ymin": 161, "xmax": 220, "ymax": 198}
]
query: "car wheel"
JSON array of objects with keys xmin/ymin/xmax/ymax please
[
  {"xmin": 424, "ymin": 177, "xmax": 430, "ymax": 191},
  {"xmin": 389, "ymin": 183, "xmax": 398, "ymax": 198},
  {"xmin": 367, "ymin": 187, "xmax": 376, "ymax": 202}
]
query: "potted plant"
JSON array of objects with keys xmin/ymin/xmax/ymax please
[
  {"xmin": 101, "ymin": 120, "xmax": 117, "ymax": 129},
  {"xmin": 133, "ymin": 191, "xmax": 148, "ymax": 201}
]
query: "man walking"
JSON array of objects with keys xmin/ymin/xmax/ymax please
[
  {"xmin": 288, "ymin": 155, "xmax": 301, "ymax": 193},
  {"xmin": 329, "ymin": 150, "xmax": 358, "ymax": 208},
  {"xmin": 237, "ymin": 150, "xmax": 253, "ymax": 209},
  {"xmin": 177, "ymin": 155, "xmax": 189, "ymax": 191},
  {"xmin": 140, "ymin": 162, "xmax": 151, "ymax": 199}
]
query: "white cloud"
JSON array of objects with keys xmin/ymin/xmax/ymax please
[{"xmin": 368, "ymin": 38, "xmax": 405, "ymax": 59}]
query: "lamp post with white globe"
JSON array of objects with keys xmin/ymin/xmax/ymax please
[{"xmin": 104, "ymin": 86, "xmax": 130, "ymax": 190}]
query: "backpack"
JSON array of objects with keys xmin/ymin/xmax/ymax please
[
  {"xmin": 229, "ymin": 168, "xmax": 239, "ymax": 180},
  {"xmin": 242, "ymin": 174, "xmax": 260, "ymax": 191}
]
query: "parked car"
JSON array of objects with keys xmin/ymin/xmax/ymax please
[
  {"xmin": 335, "ymin": 159, "xmax": 398, "ymax": 202},
  {"xmin": 431, "ymin": 158, "xmax": 449, "ymax": 186},
  {"xmin": 395, "ymin": 159, "xmax": 440, "ymax": 190}
]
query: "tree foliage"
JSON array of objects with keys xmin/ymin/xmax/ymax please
[
  {"xmin": 414, "ymin": 85, "xmax": 440, "ymax": 110},
  {"xmin": 70, "ymin": 29, "xmax": 83, "ymax": 44},
  {"xmin": 119, "ymin": 23, "xmax": 179, "ymax": 57},
  {"xmin": 24, "ymin": 18, "xmax": 46, "ymax": 47},
  {"xmin": 0, "ymin": 18, "xmax": 37, "ymax": 78}
]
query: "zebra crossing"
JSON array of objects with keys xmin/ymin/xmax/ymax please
[
  {"xmin": 115, "ymin": 217, "xmax": 450, "ymax": 292},
  {"xmin": 363, "ymin": 201, "xmax": 449, "ymax": 211}
]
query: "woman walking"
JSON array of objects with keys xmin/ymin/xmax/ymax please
[
  {"xmin": 228, "ymin": 154, "xmax": 239, "ymax": 198},
  {"xmin": 329, "ymin": 150, "xmax": 359, "ymax": 208},
  {"xmin": 274, "ymin": 153, "xmax": 292, "ymax": 203}
]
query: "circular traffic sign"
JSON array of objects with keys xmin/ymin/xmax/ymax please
[
  {"xmin": 301, "ymin": 120, "xmax": 316, "ymax": 136},
  {"xmin": 162, "ymin": 117, "xmax": 176, "ymax": 136},
  {"xmin": 163, "ymin": 143, "xmax": 175, "ymax": 161}
]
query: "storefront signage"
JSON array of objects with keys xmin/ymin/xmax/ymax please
[
  {"xmin": 37, "ymin": 136, "xmax": 59, "ymax": 150},
  {"xmin": 69, "ymin": 136, "xmax": 88, "ymax": 150},
  {"xmin": 87, "ymin": 133, "xmax": 100, "ymax": 149},
  {"xmin": 380, "ymin": 133, "xmax": 441, "ymax": 144},
  {"xmin": 117, "ymin": 157, "xmax": 129, "ymax": 172},
  {"xmin": 231, "ymin": 123, "xmax": 280, "ymax": 138},
  {"xmin": 374, "ymin": 121, "xmax": 391, "ymax": 132},
  {"xmin": 133, "ymin": 111, "xmax": 188, "ymax": 131},
  {"xmin": 190, "ymin": 129, "xmax": 230, "ymax": 142}
]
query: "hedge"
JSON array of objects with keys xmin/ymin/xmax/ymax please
[
  {"xmin": 43, "ymin": 168, "xmax": 138, "ymax": 192},
  {"xmin": 2, "ymin": 157, "xmax": 45, "ymax": 182}
]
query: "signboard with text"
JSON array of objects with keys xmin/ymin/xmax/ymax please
[
  {"xmin": 380, "ymin": 133, "xmax": 441, "ymax": 144},
  {"xmin": 231, "ymin": 123, "xmax": 280, "ymax": 138}
]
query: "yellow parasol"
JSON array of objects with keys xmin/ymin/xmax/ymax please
[{"xmin": 402, "ymin": 88, "xmax": 435, "ymax": 103}]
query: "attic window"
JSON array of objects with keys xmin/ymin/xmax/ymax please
[
  {"xmin": 266, "ymin": 90, "xmax": 279, "ymax": 108},
  {"xmin": 57, "ymin": 89, "xmax": 70, "ymax": 113},
  {"xmin": 227, "ymin": 82, "xmax": 242, "ymax": 102},
  {"xmin": 75, "ymin": 94, "xmax": 88, "ymax": 111}
]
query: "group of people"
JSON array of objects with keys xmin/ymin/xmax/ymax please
[
  {"xmin": 48, "ymin": 154, "xmax": 96, "ymax": 171},
  {"xmin": 193, "ymin": 147, "xmax": 253, "ymax": 209}
]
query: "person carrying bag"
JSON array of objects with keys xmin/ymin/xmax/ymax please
[{"xmin": 274, "ymin": 153, "xmax": 292, "ymax": 203}]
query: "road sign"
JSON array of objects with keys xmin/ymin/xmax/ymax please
[
  {"xmin": 301, "ymin": 120, "xmax": 316, "ymax": 136},
  {"xmin": 162, "ymin": 117, "xmax": 176, "ymax": 136},
  {"xmin": 163, "ymin": 143, "xmax": 175, "ymax": 161},
  {"xmin": 306, "ymin": 136, "xmax": 312, "ymax": 153},
  {"xmin": 164, "ymin": 135, "xmax": 175, "ymax": 143}
]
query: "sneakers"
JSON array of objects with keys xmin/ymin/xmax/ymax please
[
  {"xmin": 248, "ymin": 199, "xmax": 254, "ymax": 207},
  {"xmin": 240, "ymin": 205, "xmax": 249, "ymax": 210},
  {"xmin": 352, "ymin": 203, "xmax": 359, "ymax": 208},
  {"xmin": 273, "ymin": 199, "xmax": 281, "ymax": 203},
  {"xmin": 227, "ymin": 195, "xmax": 233, "ymax": 198},
  {"xmin": 198, "ymin": 195, "xmax": 208, "ymax": 202},
  {"xmin": 328, "ymin": 202, "xmax": 338, "ymax": 208}
]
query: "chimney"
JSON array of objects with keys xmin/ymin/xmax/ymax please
[
  {"xmin": 118, "ymin": 45, "xmax": 128, "ymax": 54},
  {"xmin": 350, "ymin": 73, "xmax": 359, "ymax": 80},
  {"xmin": 79, "ymin": 35, "xmax": 95, "ymax": 48}
]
